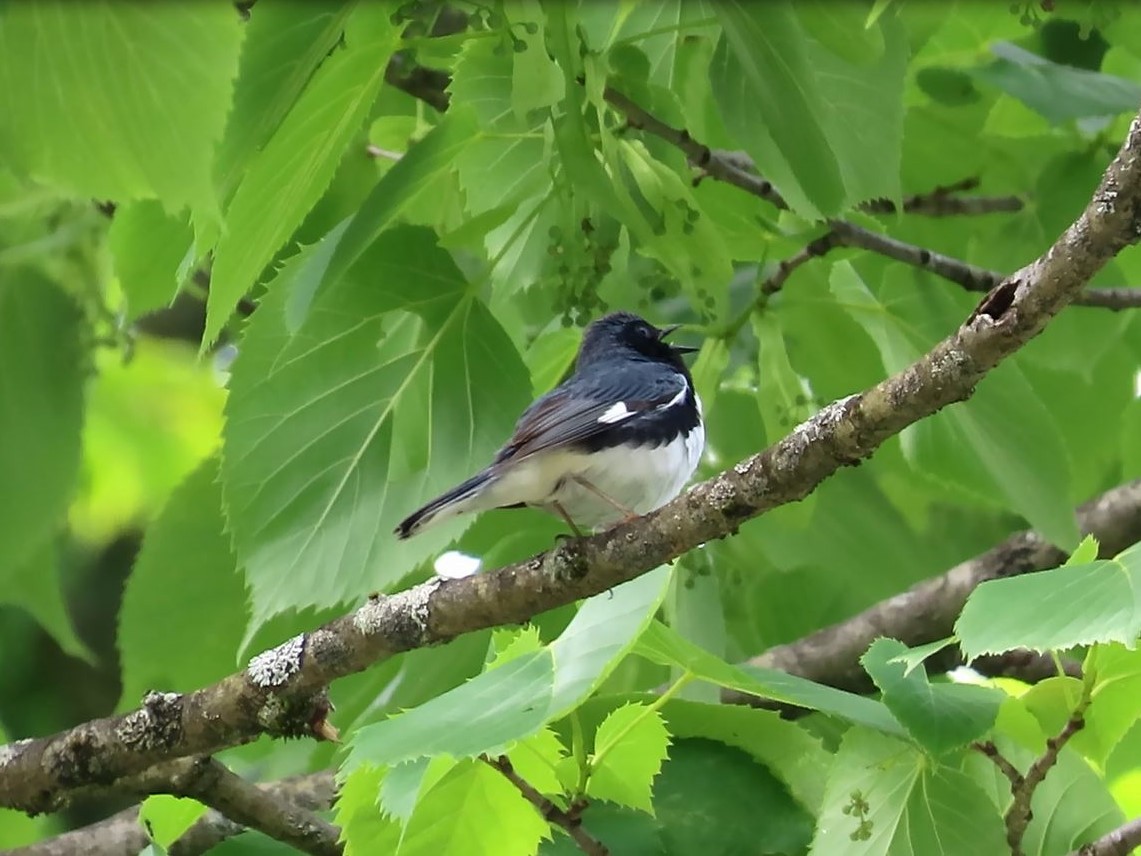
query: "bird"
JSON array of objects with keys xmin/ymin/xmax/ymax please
[{"xmin": 395, "ymin": 311, "xmax": 705, "ymax": 539}]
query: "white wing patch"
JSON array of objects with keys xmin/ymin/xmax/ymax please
[{"xmin": 598, "ymin": 401, "xmax": 633, "ymax": 423}]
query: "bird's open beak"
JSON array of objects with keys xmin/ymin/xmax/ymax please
[{"xmin": 658, "ymin": 324, "xmax": 699, "ymax": 354}]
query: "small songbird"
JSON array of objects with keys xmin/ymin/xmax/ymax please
[{"xmin": 395, "ymin": 311, "xmax": 705, "ymax": 539}]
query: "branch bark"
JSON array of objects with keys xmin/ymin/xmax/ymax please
[
  {"xmin": 1072, "ymin": 817, "xmax": 1141, "ymax": 856},
  {"xmin": 12, "ymin": 770, "xmax": 336, "ymax": 856},
  {"xmin": 4, "ymin": 96, "xmax": 1141, "ymax": 820},
  {"xmin": 727, "ymin": 479, "xmax": 1141, "ymax": 698}
]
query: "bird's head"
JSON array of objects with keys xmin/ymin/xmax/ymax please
[{"xmin": 576, "ymin": 311, "xmax": 698, "ymax": 371}]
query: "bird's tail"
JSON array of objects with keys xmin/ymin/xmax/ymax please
[{"xmin": 394, "ymin": 469, "xmax": 496, "ymax": 539}]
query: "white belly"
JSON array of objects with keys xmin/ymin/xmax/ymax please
[{"xmin": 480, "ymin": 423, "xmax": 705, "ymax": 529}]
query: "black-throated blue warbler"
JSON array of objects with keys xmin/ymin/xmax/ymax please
[{"xmin": 395, "ymin": 311, "xmax": 704, "ymax": 538}]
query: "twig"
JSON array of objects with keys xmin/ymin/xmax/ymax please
[
  {"xmin": 760, "ymin": 230, "xmax": 842, "ymax": 296},
  {"xmin": 971, "ymin": 741, "xmax": 1023, "ymax": 788},
  {"xmin": 860, "ymin": 178, "xmax": 1024, "ymax": 217},
  {"xmin": 827, "ymin": 221, "xmax": 1141, "ymax": 310},
  {"xmin": 1072, "ymin": 816, "xmax": 1141, "ymax": 855},
  {"xmin": 482, "ymin": 755, "xmax": 608, "ymax": 856},
  {"xmin": 1004, "ymin": 697, "xmax": 1091, "ymax": 856}
]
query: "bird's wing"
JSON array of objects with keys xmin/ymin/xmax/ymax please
[{"xmin": 496, "ymin": 371, "xmax": 689, "ymax": 462}]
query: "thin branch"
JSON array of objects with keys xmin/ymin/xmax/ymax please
[
  {"xmin": 860, "ymin": 178, "xmax": 1024, "ymax": 217},
  {"xmin": 482, "ymin": 755, "xmax": 608, "ymax": 856},
  {"xmin": 727, "ymin": 479, "xmax": 1141, "ymax": 700},
  {"xmin": 1072, "ymin": 816, "xmax": 1141, "ymax": 856},
  {"xmin": 828, "ymin": 221, "xmax": 1141, "ymax": 311},
  {"xmin": 1005, "ymin": 697, "xmax": 1091, "ymax": 856},
  {"xmin": 760, "ymin": 230, "xmax": 842, "ymax": 296},
  {"xmin": 971, "ymin": 741, "xmax": 1023, "ymax": 788},
  {"xmin": 4, "ymin": 96, "xmax": 1141, "ymax": 821}
]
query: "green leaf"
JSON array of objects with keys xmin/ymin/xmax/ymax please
[
  {"xmin": 508, "ymin": 727, "xmax": 568, "ymax": 797},
  {"xmin": 342, "ymin": 569, "xmax": 670, "ymax": 771},
  {"xmin": 1068, "ymin": 534, "xmax": 1100, "ymax": 567},
  {"xmin": 861, "ymin": 638, "xmax": 1001, "ymax": 755},
  {"xmin": 0, "ymin": 2, "xmax": 240, "ymax": 215},
  {"xmin": 108, "ymin": 201, "xmax": 192, "ymax": 320},
  {"xmin": 222, "ymin": 227, "xmax": 531, "ymax": 628},
  {"xmin": 635, "ymin": 621, "xmax": 903, "ymax": 735},
  {"xmin": 205, "ymin": 5, "xmax": 401, "ymax": 345},
  {"xmin": 711, "ymin": 1, "xmax": 906, "ymax": 216},
  {"xmin": 335, "ymin": 765, "xmax": 402, "ymax": 856},
  {"xmin": 379, "ymin": 756, "xmax": 458, "ymax": 826},
  {"xmin": 0, "ymin": 542, "xmax": 90, "ymax": 662},
  {"xmin": 117, "ymin": 457, "xmax": 247, "ymax": 708},
  {"xmin": 214, "ymin": 0, "xmax": 359, "ymax": 200},
  {"xmin": 796, "ymin": 1, "xmax": 884, "ymax": 66},
  {"xmin": 0, "ymin": 273, "xmax": 84, "ymax": 578},
  {"xmin": 449, "ymin": 37, "xmax": 551, "ymax": 217},
  {"xmin": 138, "ymin": 795, "xmax": 208, "ymax": 848},
  {"xmin": 754, "ymin": 313, "xmax": 815, "ymax": 441},
  {"xmin": 810, "ymin": 728, "xmax": 1006, "ymax": 855},
  {"xmin": 661, "ymin": 699, "xmax": 830, "ymax": 813},
  {"xmin": 956, "ymin": 543, "xmax": 1141, "ymax": 661},
  {"xmin": 396, "ymin": 760, "xmax": 549, "ymax": 856},
  {"xmin": 318, "ymin": 107, "xmax": 479, "ymax": 309},
  {"xmin": 971, "ymin": 42, "xmax": 1141, "ymax": 124},
  {"xmin": 1080, "ymin": 644, "xmax": 1141, "ymax": 766},
  {"xmin": 711, "ymin": 2, "xmax": 843, "ymax": 217},
  {"xmin": 587, "ymin": 703, "xmax": 671, "ymax": 814},
  {"xmin": 654, "ymin": 739, "xmax": 814, "ymax": 856}
]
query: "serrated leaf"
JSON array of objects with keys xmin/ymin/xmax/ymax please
[
  {"xmin": 0, "ymin": 273, "xmax": 84, "ymax": 580},
  {"xmin": 656, "ymin": 738, "xmax": 814, "ymax": 855},
  {"xmin": 449, "ymin": 37, "xmax": 551, "ymax": 217},
  {"xmin": 108, "ymin": 201, "xmax": 192, "ymax": 320},
  {"xmin": 319, "ymin": 107, "xmax": 479, "ymax": 306},
  {"xmin": 862, "ymin": 638, "xmax": 1001, "ymax": 755},
  {"xmin": 635, "ymin": 621, "xmax": 903, "ymax": 735},
  {"xmin": 890, "ymin": 637, "xmax": 957, "ymax": 676},
  {"xmin": 206, "ymin": 5, "xmax": 401, "ymax": 345},
  {"xmin": 0, "ymin": 2, "xmax": 240, "ymax": 215},
  {"xmin": 711, "ymin": 1, "xmax": 906, "ymax": 216},
  {"xmin": 1068, "ymin": 534, "xmax": 1100, "ymax": 566},
  {"xmin": 956, "ymin": 543, "xmax": 1141, "ymax": 661},
  {"xmin": 397, "ymin": 760, "xmax": 549, "ymax": 856},
  {"xmin": 508, "ymin": 728, "xmax": 568, "ymax": 797},
  {"xmin": 214, "ymin": 0, "xmax": 359, "ymax": 200},
  {"xmin": 335, "ymin": 765, "xmax": 402, "ymax": 856},
  {"xmin": 810, "ymin": 729, "xmax": 1006, "ymax": 855},
  {"xmin": 662, "ymin": 699, "xmax": 830, "ymax": 812},
  {"xmin": 379, "ymin": 756, "xmax": 457, "ymax": 826},
  {"xmin": 117, "ymin": 458, "xmax": 247, "ymax": 708},
  {"xmin": 342, "ymin": 569, "xmax": 670, "ymax": 771},
  {"xmin": 222, "ymin": 227, "xmax": 531, "ymax": 629},
  {"xmin": 587, "ymin": 703, "xmax": 671, "ymax": 814}
]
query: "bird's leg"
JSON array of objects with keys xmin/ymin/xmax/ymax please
[
  {"xmin": 569, "ymin": 475, "xmax": 640, "ymax": 523},
  {"xmin": 551, "ymin": 501, "xmax": 585, "ymax": 538}
]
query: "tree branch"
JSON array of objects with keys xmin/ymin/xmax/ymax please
[
  {"xmin": 726, "ymin": 479, "xmax": 1141, "ymax": 699},
  {"xmin": 1072, "ymin": 817, "xmax": 1141, "ymax": 856},
  {"xmin": 12, "ymin": 769, "xmax": 336, "ymax": 856},
  {"xmin": 997, "ymin": 696, "xmax": 1091, "ymax": 856},
  {"xmin": 860, "ymin": 177, "xmax": 1024, "ymax": 217},
  {"xmin": 828, "ymin": 220, "xmax": 1141, "ymax": 311},
  {"xmin": 4, "ymin": 96, "xmax": 1141, "ymax": 820},
  {"xmin": 482, "ymin": 756, "xmax": 607, "ymax": 856}
]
